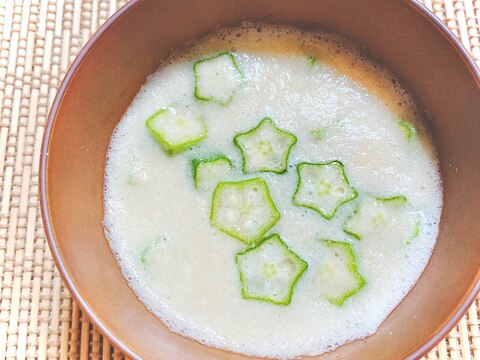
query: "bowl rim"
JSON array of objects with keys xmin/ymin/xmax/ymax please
[{"xmin": 39, "ymin": 0, "xmax": 480, "ymax": 359}]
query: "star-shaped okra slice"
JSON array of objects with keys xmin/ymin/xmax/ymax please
[
  {"xmin": 234, "ymin": 117, "xmax": 297, "ymax": 174},
  {"xmin": 344, "ymin": 195, "xmax": 420, "ymax": 242},
  {"xmin": 193, "ymin": 52, "xmax": 243, "ymax": 105},
  {"xmin": 236, "ymin": 234, "xmax": 308, "ymax": 305},
  {"xmin": 146, "ymin": 108, "xmax": 207, "ymax": 155},
  {"xmin": 293, "ymin": 161, "xmax": 358, "ymax": 219},
  {"xmin": 317, "ymin": 240, "xmax": 365, "ymax": 306},
  {"xmin": 210, "ymin": 177, "xmax": 280, "ymax": 244}
]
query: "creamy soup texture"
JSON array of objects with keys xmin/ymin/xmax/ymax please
[{"xmin": 104, "ymin": 24, "xmax": 443, "ymax": 358}]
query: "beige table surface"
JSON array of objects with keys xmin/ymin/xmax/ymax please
[{"xmin": 0, "ymin": 0, "xmax": 478, "ymax": 359}]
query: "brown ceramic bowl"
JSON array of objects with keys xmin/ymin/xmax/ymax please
[{"xmin": 40, "ymin": 0, "xmax": 480, "ymax": 359}]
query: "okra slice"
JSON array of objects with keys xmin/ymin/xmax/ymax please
[
  {"xmin": 233, "ymin": 117, "xmax": 297, "ymax": 174},
  {"xmin": 146, "ymin": 108, "xmax": 207, "ymax": 155},
  {"xmin": 317, "ymin": 240, "xmax": 365, "ymax": 306},
  {"xmin": 398, "ymin": 119, "xmax": 416, "ymax": 141},
  {"xmin": 236, "ymin": 234, "xmax": 308, "ymax": 305},
  {"xmin": 127, "ymin": 154, "xmax": 146, "ymax": 185},
  {"xmin": 193, "ymin": 52, "xmax": 243, "ymax": 105},
  {"xmin": 306, "ymin": 54, "xmax": 317, "ymax": 67},
  {"xmin": 310, "ymin": 127, "xmax": 327, "ymax": 141},
  {"xmin": 210, "ymin": 177, "xmax": 280, "ymax": 244},
  {"xmin": 343, "ymin": 196, "xmax": 410, "ymax": 240},
  {"xmin": 407, "ymin": 218, "xmax": 421, "ymax": 244},
  {"xmin": 192, "ymin": 155, "xmax": 233, "ymax": 191},
  {"xmin": 140, "ymin": 237, "xmax": 167, "ymax": 268},
  {"xmin": 293, "ymin": 161, "xmax": 358, "ymax": 219}
]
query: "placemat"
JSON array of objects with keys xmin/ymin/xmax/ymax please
[{"xmin": 0, "ymin": 0, "xmax": 478, "ymax": 359}]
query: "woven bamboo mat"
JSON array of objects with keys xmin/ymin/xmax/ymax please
[{"xmin": 0, "ymin": 0, "xmax": 478, "ymax": 359}]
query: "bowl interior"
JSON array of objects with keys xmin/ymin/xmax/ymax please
[{"xmin": 42, "ymin": 0, "xmax": 480, "ymax": 359}]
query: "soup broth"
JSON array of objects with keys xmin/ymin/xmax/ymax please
[{"xmin": 104, "ymin": 24, "xmax": 442, "ymax": 358}]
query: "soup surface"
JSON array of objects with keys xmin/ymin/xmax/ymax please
[{"xmin": 104, "ymin": 24, "xmax": 442, "ymax": 358}]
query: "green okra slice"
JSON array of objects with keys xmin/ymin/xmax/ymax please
[
  {"xmin": 233, "ymin": 117, "xmax": 297, "ymax": 174},
  {"xmin": 398, "ymin": 119, "xmax": 416, "ymax": 142},
  {"xmin": 310, "ymin": 127, "xmax": 327, "ymax": 141},
  {"xmin": 192, "ymin": 155, "xmax": 233, "ymax": 191},
  {"xmin": 193, "ymin": 52, "xmax": 243, "ymax": 105},
  {"xmin": 407, "ymin": 218, "xmax": 421, "ymax": 244},
  {"xmin": 127, "ymin": 154, "xmax": 146, "ymax": 185},
  {"xmin": 210, "ymin": 177, "xmax": 280, "ymax": 244},
  {"xmin": 317, "ymin": 240, "xmax": 365, "ymax": 306},
  {"xmin": 343, "ymin": 195, "xmax": 416, "ymax": 241},
  {"xmin": 141, "ymin": 237, "xmax": 167, "ymax": 268},
  {"xmin": 306, "ymin": 54, "xmax": 317, "ymax": 67},
  {"xmin": 146, "ymin": 108, "xmax": 207, "ymax": 155},
  {"xmin": 236, "ymin": 234, "xmax": 308, "ymax": 305},
  {"xmin": 293, "ymin": 161, "xmax": 358, "ymax": 219}
]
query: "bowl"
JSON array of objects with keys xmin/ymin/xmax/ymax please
[{"xmin": 40, "ymin": 0, "xmax": 480, "ymax": 359}]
